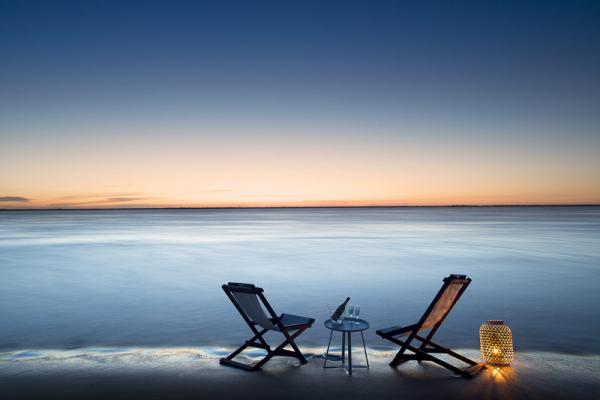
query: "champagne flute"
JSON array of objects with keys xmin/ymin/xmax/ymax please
[
  {"xmin": 347, "ymin": 304, "xmax": 355, "ymax": 325},
  {"xmin": 354, "ymin": 305, "xmax": 361, "ymax": 323}
]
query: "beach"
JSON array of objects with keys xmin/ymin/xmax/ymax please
[{"xmin": 1, "ymin": 347, "xmax": 599, "ymax": 399}]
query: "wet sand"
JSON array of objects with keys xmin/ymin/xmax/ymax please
[{"xmin": 1, "ymin": 348, "xmax": 598, "ymax": 399}]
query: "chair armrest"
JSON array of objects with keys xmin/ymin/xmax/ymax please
[{"xmin": 376, "ymin": 324, "xmax": 418, "ymax": 337}]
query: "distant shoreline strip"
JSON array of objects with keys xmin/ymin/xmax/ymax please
[{"xmin": 2, "ymin": 204, "xmax": 599, "ymax": 211}]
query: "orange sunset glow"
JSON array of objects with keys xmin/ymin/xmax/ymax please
[{"xmin": 2, "ymin": 121, "xmax": 599, "ymax": 208}]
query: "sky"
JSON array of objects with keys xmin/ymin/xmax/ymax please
[{"xmin": 1, "ymin": 0, "xmax": 599, "ymax": 208}]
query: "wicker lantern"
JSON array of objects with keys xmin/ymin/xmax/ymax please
[{"xmin": 479, "ymin": 320, "xmax": 513, "ymax": 365}]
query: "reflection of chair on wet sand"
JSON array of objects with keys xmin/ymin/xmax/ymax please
[
  {"xmin": 376, "ymin": 274, "xmax": 485, "ymax": 378},
  {"xmin": 220, "ymin": 282, "xmax": 315, "ymax": 371}
]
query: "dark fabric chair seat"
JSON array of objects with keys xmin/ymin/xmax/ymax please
[{"xmin": 272, "ymin": 313, "xmax": 315, "ymax": 331}]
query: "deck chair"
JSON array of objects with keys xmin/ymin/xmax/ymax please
[
  {"xmin": 376, "ymin": 274, "xmax": 484, "ymax": 378},
  {"xmin": 220, "ymin": 282, "xmax": 315, "ymax": 371}
]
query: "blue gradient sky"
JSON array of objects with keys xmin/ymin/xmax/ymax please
[{"xmin": 1, "ymin": 1, "xmax": 599, "ymax": 207}]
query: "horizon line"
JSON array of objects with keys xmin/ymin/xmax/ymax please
[{"xmin": 1, "ymin": 204, "xmax": 599, "ymax": 211}]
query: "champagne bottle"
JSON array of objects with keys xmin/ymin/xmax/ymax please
[{"xmin": 331, "ymin": 297, "xmax": 350, "ymax": 321}]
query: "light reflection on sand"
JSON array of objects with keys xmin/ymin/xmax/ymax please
[
  {"xmin": 1, "ymin": 347, "xmax": 598, "ymax": 399},
  {"xmin": 1, "ymin": 347, "xmax": 597, "ymax": 373}
]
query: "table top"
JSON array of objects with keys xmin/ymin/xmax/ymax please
[{"xmin": 324, "ymin": 318, "xmax": 369, "ymax": 332}]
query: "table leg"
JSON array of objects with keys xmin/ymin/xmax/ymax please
[
  {"xmin": 341, "ymin": 331, "xmax": 345, "ymax": 364},
  {"xmin": 361, "ymin": 330, "xmax": 369, "ymax": 368},
  {"xmin": 348, "ymin": 332, "xmax": 352, "ymax": 375},
  {"xmin": 323, "ymin": 329, "xmax": 334, "ymax": 368}
]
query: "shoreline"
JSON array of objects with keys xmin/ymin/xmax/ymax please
[
  {"xmin": 1, "ymin": 345, "xmax": 599, "ymax": 358},
  {"xmin": 2, "ymin": 204, "xmax": 599, "ymax": 211}
]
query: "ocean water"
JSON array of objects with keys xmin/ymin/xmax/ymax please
[{"xmin": 0, "ymin": 207, "xmax": 599, "ymax": 355}]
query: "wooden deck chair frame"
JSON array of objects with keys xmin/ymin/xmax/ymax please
[
  {"xmin": 376, "ymin": 274, "xmax": 484, "ymax": 378},
  {"xmin": 221, "ymin": 282, "xmax": 315, "ymax": 371}
]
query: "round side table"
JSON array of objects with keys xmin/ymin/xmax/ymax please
[{"xmin": 323, "ymin": 318, "xmax": 370, "ymax": 375}]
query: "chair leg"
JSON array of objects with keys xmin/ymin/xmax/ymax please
[
  {"xmin": 222, "ymin": 342, "xmax": 249, "ymax": 362},
  {"xmin": 221, "ymin": 327, "xmax": 270, "ymax": 363},
  {"xmin": 387, "ymin": 329, "xmax": 420, "ymax": 367},
  {"xmin": 381, "ymin": 335, "xmax": 482, "ymax": 378},
  {"xmin": 385, "ymin": 335, "xmax": 413, "ymax": 367},
  {"xmin": 272, "ymin": 328, "xmax": 308, "ymax": 362},
  {"xmin": 282, "ymin": 327, "xmax": 308, "ymax": 364},
  {"xmin": 221, "ymin": 327, "xmax": 274, "ymax": 371},
  {"xmin": 220, "ymin": 357, "xmax": 261, "ymax": 371},
  {"xmin": 221, "ymin": 325, "xmax": 311, "ymax": 371},
  {"xmin": 416, "ymin": 336, "xmax": 479, "ymax": 366},
  {"xmin": 390, "ymin": 349, "xmax": 406, "ymax": 366},
  {"xmin": 405, "ymin": 344, "xmax": 470, "ymax": 377},
  {"xmin": 253, "ymin": 327, "xmax": 308, "ymax": 369}
]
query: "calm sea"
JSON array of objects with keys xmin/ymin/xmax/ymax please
[{"xmin": 1, "ymin": 207, "xmax": 599, "ymax": 354}]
